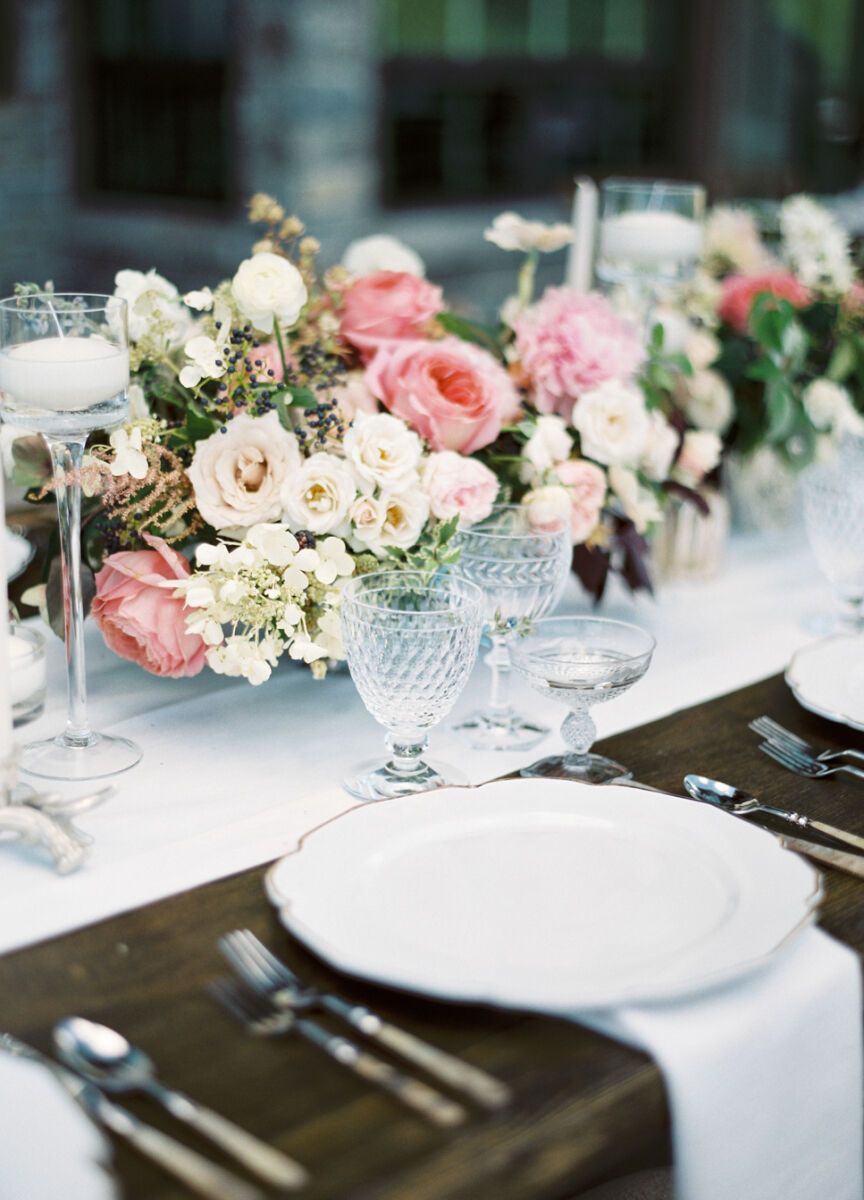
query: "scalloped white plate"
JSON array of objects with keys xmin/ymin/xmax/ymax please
[
  {"xmin": 266, "ymin": 778, "xmax": 820, "ymax": 1011},
  {"xmin": 787, "ymin": 636, "xmax": 864, "ymax": 732}
]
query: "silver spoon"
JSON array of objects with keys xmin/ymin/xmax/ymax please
[
  {"xmin": 683, "ymin": 774, "xmax": 864, "ymax": 853},
  {"xmin": 53, "ymin": 1016, "xmax": 307, "ymax": 1191}
]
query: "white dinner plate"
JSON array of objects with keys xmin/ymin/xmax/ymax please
[
  {"xmin": 266, "ymin": 778, "xmax": 820, "ymax": 1011},
  {"xmin": 5, "ymin": 527, "xmax": 34, "ymax": 582},
  {"xmin": 786, "ymin": 636, "xmax": 864, "ymax": 732}
]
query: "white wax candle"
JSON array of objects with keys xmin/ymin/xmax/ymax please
[
  {"xmin": 599, "ymin": 211, "xmax": 703, "ymax": 267},
  {"xmin": 10, "ymin": 633, "xmax": 46, "ymax": 707},
  {"xmin": 566, "ymin": 177, "xmax": 598, "ymax": 292},
  {"xmin": 0, "ymin": 472, "xmax": 12, "ymax": 762},
  {"xmin": 0, "ymin": 336, "xmax": 129, "ymax": 412}
]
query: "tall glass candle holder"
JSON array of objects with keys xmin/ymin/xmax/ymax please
[{"xmin": 0, "ymin": 293, "xmax": 141, "ymax": 780}]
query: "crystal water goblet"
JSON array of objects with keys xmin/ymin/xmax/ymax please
[
  {"xmin": 341, "ymin": 570, "xmax": 483, "ymax": 801},
  {"xmin": 452, "ymin": 505, "xmax": 571, "ymax": 751},
  {"xmin": 0, "ymin": 293, "xmax": 141, "ymax": 780},
  {"xmin": 802, "ymin": 437, "xmax": 864, "ymax": 634},
  {"xmin": 596, "ymin": 178, "xmax": 705, "ymax": 338},
  {"xmin": 512, "ymin": 616, "xmax": 655, "ymax": 782}
]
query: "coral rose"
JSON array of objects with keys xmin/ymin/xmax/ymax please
[
  {"xmin": 718, "ymin": 272, "xmax": 810, "ymax": 334},
  {"xmin": 340, "ymin": 270, "xmax": 443, "ymax": 359},
  {"xmin": 514, "ymin": 288, "xmax": 644, "ymax": 417},
  {"xmin": 364, "ymin": 337, "xmax": 520, "ymax": 455},
  {"xmin": 92, "ymin": 534, "xmax": 207, "ymax": 678}
]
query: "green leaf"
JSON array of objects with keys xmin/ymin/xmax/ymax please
[
  {"xmin": 10, "ymin": 435, "xmax": 51, "ymax": 489},
  {"xmin": 745, "ymin": 358, "xmax": 781, "ymax": 383},
  {"xmin": 765, "ymin": 382, "xmax": 795, "ymax": 442},
  {"xmin": 437, "ymin": 311, "xmax": 505, "ymax": 360},
  {"xmin": 828, "ymin": 337, "xmax": 857, "ymax": 383}
]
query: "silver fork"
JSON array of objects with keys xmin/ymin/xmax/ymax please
[
  {"xmin": 750, "ymin": 716, "xmax": 864, "ymax": 765},
  {"xmin": 220, "ymin": 929, "xmax": 511, "ymax": 1111},
  {"xmin": 209, "ymin": 978, "xmax": 467, "ymax": 1129},
  {"xmin": 759, "ymin": 740, "xmax": 864, "ymax": 782}
]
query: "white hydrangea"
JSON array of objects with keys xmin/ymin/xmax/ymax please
[
  {"xmin": 111, "ymin": 268, "xmax": 192, "ymax": 349},
  {"xmin": 780, "ymin": 195, "xmax": 853, "ymax": 295}
]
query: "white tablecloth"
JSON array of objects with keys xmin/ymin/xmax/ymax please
[{"xmin": 0, "ymin": 529, "xmax": 833, "ymax": 954}]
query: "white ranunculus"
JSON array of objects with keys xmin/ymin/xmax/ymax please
[
  {"xmin": 608, "ymin": 466, "xmax": 662, "ymax": 534},
  {"xmin": 421, "ymin": 451, "xmax": 499, "ymax": 525},
  {"xmin": 355, "ymin": 488, "xmax": 430, "ymax": 557},
  {"xmin": 802, "ymin": 378, "xmax": 864, "ymax": 437},
  {"xmin": 112, "ymin": 268, "xmax": 192, "ymax": 348},
  {"xmin": 343, "ymin": 412, "xmax": 422, "ymax": 491},
  {"xmin": 683, "ymin": 368, "xmax": 734, "ymax": 435},
  {"xmin": 282, "ymin": 451, "xmax": 357, "ymax": 535},
  {"xmin": 484, "ymin": 211, "xmax": 573, "ymax": 253},
  {"xmin": 231, "ymin": 251, "xmax": 308, "ymax": 335},
  {"xmin": 675, "ymin": 430, "xmax": 723, "ymax": 484},
  {"xmin": 571, "ymin": 380, "xmax": 650, "ymax": 467},
  {"xmin": 686, "ymin": 328, "xmax": 721, "ymax": 371},
  {"xmin": 522, "ymin": 415, "xmax": 574, "ymax": 477},
  {"xmin": 342, "ymin": 234, "xmax": 425, "ymax": 278},
  {"xmin": 522, "ymin": 485, "xmax": 573, "ymax": 531},
  {"xmin": 640, "ymin": 411, "xmax": 679, "ymax": 482},
  {"xmin": 187, "ymin": 411, "xmax": 301, "ymax": 531}
]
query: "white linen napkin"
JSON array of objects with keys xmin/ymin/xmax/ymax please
[
  {"xmin": 576, "ymin": 927, "xmax": 862, "ymax": 1200},
  {"xmin": 0, "ymin": 1053, "xmax": 117, "ymax": 1199}
]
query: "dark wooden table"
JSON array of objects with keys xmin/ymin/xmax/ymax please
[{"xmin": 2, "ymin": 674, "xmax": 863, "ymax": 1200}]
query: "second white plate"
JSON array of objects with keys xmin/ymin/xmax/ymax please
[
  {"xmin": 267, "ymin": 778, "xmax": 819, "ymax": 1011},
  {"xmin": 787, "ymin": 636, "xmax": 864, "ymax": 731}
]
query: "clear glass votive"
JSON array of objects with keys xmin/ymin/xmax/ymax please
[{"xmin": 10, "ymin": 623, "xmax": 47, "ymax": 727}]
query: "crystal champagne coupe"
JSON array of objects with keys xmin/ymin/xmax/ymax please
[
  {"xmin": 512, "ymin": 616, "xmax": 655, "ymax": 782},
  {"xmin": 802, "ymin": 437, "xmax": 864, "ymax": 634},
  {"xmin": 0, "ymin": 293, "xmax": 141, "ymax": 779}
]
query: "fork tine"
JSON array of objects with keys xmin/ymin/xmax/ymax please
[
  {"xmin": 235, "ymin": 930, "xmax": 300, "ymax": 989},
  {"xmin": 759, "ymin": 741, "xmax": 824, "ymax": 776},
  {"xmin": 760, "ymin": 739, "xmax": 818, "ymax": 768},
  {"xmin": 209, "ymin": 978, "xmax": 258, "ymax": 1025},
  {"xmin": 750, "ymin": 716, "xmax": 813, "ymax": 752},
  {"xmin": 219, "ymin": 932, "xmax": 277, "ymax": 994}
]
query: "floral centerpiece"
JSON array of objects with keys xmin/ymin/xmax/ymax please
[{"xmin": 7, "ymin": 195, "xmax": 722, "ymax": 682}]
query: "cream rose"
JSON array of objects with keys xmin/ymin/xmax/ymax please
[
  {"xmin": 186, "ymin": 412, "xmax": 301, "ymax": 531},
  {"xmin": 572, "ymin": 380, "xmax": 650, "ymax": 467},
  {"xmin": 281, "ymin": 451, "xmax": 357, "ymax": 535},
  {"xmin": 609, "ymin": 465, "xmax": 662, "ymax": 534},
  {"xmin": 675, "ymin": 430, "xmax": 723, "ymax": 484},
  {"xmin": 522, "ymin": 485, "xmax": 573, "ymax": 532},
  {"xmin": 682, "ymin": 368, "xmax": 734, "ymax": 435},
  {"xmin": 802, "ymin": 378, "xmax": 864, "ymax": 437},
  {"xmin": 352, "ymin": 488, "xmax": 430, "ymax": 557},
  {"xmin": 640, "ymin": 410, "xmax": 679, "ymax": 482},
  {"xmin": 521, "ymin": 415, "xmax": 574, "ymax": 478},
  {"xmin": 342, "ymin": 234, "xmax": 425, "ymax": 278},
  {"xmin": 421, "ymin": 451, "xmax": 499, "ymax": 525},
  {"xmin": 343, "ymin": 412, "xmax": 423, "ymax": 491},
  {"xmin": 231, "ymin": 251, "xmax": 307, "ymax": 334},
  {"xmin": 686, "ymin": 328, "xmax": 721, "ymax": 371}
]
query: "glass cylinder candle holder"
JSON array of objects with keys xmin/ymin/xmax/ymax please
[{"xmin": 10, "ymin": 623, "xmax": 47, "ymax": 727}]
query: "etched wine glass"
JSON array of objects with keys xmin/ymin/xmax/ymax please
[
  {"xmin": 452, "ymin": 505, "xmax": 571, "ymax": 751},
  {"xmin": 0, "ymin": 293, "xmax": 141, "ymax": 780},
  {"xmin": 341, "ymin": 570, "xmax": 483, "ymax": 800},
  {"xmin": 512, "ymin": 616, "xmax": 655, "ymax": 782},
  {"xmin": 802, "ymin": 438, "xmax": 864, "ymax": 634}
]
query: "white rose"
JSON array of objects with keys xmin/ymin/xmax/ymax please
[
  {"xmin": 682, "ymin": 368, "xmax": 734, "ymax": 434},
  {"xmin": 521, "ymin": 415, "xmax": 574, "ymax": 478},
  {"xmin": 654, "ymin": 307, "xmax": 691, "ymax": 355},
  {"xmin": 640, "ymin": 411, "xmax": 679, "ymax": 482},
  {"xmin": 484, "ymin": 212, "xmax": 573, "ymax": 253},
  {"xmin": 572, "ymin": 380, "xmax": 650, "ymax": 467},
  {"xmin": 608, "ymin": 466, "xmax": 662, "ymax": 534},
  {"xmin": 343, "ymin": 412, "xmax": 422, "ymax": 491},
  {"xmin": 231, "ymin": 251, "xmax": 307, "ymax": 334},
  {"xmin": 355, "ymin": 488, "xmax": 430, "ymax": 557},
  {"xmin": 349, "ymin": 494, "xmax": 384, "ymax": 548},
  {"xmin": 282, "ymin": 451, "xmax": 357, "ymax": 535},
  {"xmin": 342, "ymin": 234, "xmax": 425, "ymax": 277},
  {"xmin": 522, "ymin": 485, "xmax": 573, "ymax": 531},
  {"xmin": 675, "ymin": 430, "xmax": 722, "ymax": 484},
  {"xmin": 686, "ymin": 328, "xmax": 721, "ymax": 370},
  {"xmin": 111, "ymin": 268, "xmax": 191, "ymax": 348},
  {"xmin": 802, "ymin": 378, "xmax": 864, "ymax": 437},
  {"xmin": 421, "ymin": 451, "xmax": 499, "ymax": 525},
  {"xmin": 187, "ymin": 411, "xmax": 301, "ymax": 531}
]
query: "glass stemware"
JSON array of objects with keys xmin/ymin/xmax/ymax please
[
  {"xmin": 596, "ymin": 178, "xmax": 705, "ymax": 338},
  {"xmin": 340, "ymin": 570, "xmax": 483, "ymax": 801},
  {"xmin": 802, "ymin": 437, "xmax": 864, "ymax": 634},
  {"xmin": 512, "ymin": 616, "xmax": 655, "ymax": 783},
  {"xmin": 0, "ymin": 293, "xmax": 141, "ymax": 780},
  {"xmin": 453, "ymin": 505, "xmax": 571, "ymax": 751}
]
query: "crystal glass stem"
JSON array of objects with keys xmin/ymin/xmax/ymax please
[
  {"xmin": 561, "ymin": 707, "xmax": 596, "ymax": 772},
  {"xmin": 46, "ymin": 435, "xmax": 92, "ymax": 747},
  {"xmin": 385, "ymin": 731, "xmax": 430, "ymax": 778},
  {"xmin": 485, "ymin": 633, "xmax": 514, "ymax": 718}
]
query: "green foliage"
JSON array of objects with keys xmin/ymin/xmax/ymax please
[
  {"xmin": 385, "ymin": 515, "xmax": 461, "ymax": 574},
  {"xmin": 437, "ymin": 311, "xmax": 507, "ymax": 361}
]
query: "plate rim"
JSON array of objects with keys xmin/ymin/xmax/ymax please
[
  {"xmin": 786, "ymin": 636, "xmax": 864, "ymax": 733},
  {"xmin": 266, "ymin": 779, "xmax": 822, "ymax": 1010}
]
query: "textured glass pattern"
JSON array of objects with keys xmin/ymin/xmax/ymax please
[{"xmin": 803, "ymin": 442, "xmax": 864, "ymax": 608}]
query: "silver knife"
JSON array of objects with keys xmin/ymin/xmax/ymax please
[{"xmin": 0, "ymin": 1034, "xmax": 263, "ymax": 1200}]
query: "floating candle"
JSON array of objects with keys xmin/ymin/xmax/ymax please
[
  {"xmin": 599, "ymin": 211, "xmax": 703, "ymax": 269},
  {"xmin": 10, "ymin": 629, "xmax": 47, "ymax": 711},
  {"xmin": 0, "ymin": 336, "xmax": 129, "ymax": 413}
]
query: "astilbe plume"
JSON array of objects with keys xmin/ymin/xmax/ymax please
[{"xmin": 95, "ymin": 443, "xmax": 204, "ymax": 547}]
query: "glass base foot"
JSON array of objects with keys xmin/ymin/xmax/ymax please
[
  {"xmin": 19, "ymin": 732, "xmax": 142, "ymax": 781},
  {"xmin": 343, "ymin": 757, "xmax": 468, "ymax": 802},
  {"xmin": 453, "ymin": 710, "xmax": 548, "ymax": 752},
  {"xmin": 520, "ymin": 752, "xmax": 629, "ymax": 784}
]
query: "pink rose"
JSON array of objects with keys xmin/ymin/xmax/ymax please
[
  {"xmin": 92, "ymin": 534, "xmax": 207, "ymax": 678},
  {"xmin": 421, "ymin": 451, "xmax": 499, "ymax": 525},
  {"xmin": 365, "ymin": 337, "xmax": 520, "ymax": 454},
  {"xmin": 718, "ymin": 271, "xmax": 810, "ymax": 333},
  {"xmin": 554, "ymin": 458, "xmax": 607, "ymax": 544},
  {"xmin": 340, "ymin": 270, "xmax": 443, "ymax": 360},
  {"xmin": 514, "ymin": 288, "xmax": 644, "ymax": 418}
]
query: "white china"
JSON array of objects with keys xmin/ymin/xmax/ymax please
[
  {"xmin": 266, "ymin": 777, "xmax": 819, "ymax": 1011},
  {"xmin": 786, "ymin": 635, "xmax": 864, "ymax": 731}
]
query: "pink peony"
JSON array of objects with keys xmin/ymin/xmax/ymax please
[
  {"xmin": 92, "ymin": 534, "xmax": 207, "ymax": 678},
  {"xmin": 364, "ymin": 337, "xmax": 520, "ymax": 454},
  {"xmin": 340, "ymin": 270, "xmax": 443, "ymax": 359},
  {"xmin": 554, "ymin": 458, "xmax": 607, "ymax": 544},
  {"xmin": 514, "ymin": 288, "xmax": 644, "ymax": 418},
  {"xmin": 421, "ymin": 451, "xmax": 499, "ymax": 525},
  {"xmin": 718, "ymin": 271, "xmax": 811, "ymax": 333}
]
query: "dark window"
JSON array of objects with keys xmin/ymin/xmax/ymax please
[{"xmin": 75, "ymin": 0, "xmax": 231, "ymax": 204}]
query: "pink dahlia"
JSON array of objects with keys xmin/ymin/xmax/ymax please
[
  {"xmin": 718, "ymin": 271, "xmax": 811, "ymax": 334},
  {"xmin": 514, "ymin": 288, "xmax": 644, "ymax": 418}
]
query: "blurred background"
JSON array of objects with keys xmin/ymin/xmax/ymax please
[{"xmin": 2, "ymin": 0, "xmax": 864, "ymax": 313}]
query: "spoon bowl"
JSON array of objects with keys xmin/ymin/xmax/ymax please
[
  {"xmin": 683, "ymin": 774, "xmax": 762, "ymax": 815},
  {"xmin": 54, "ymin": 1016, "xmax": 155, "ymax": 1091}
]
